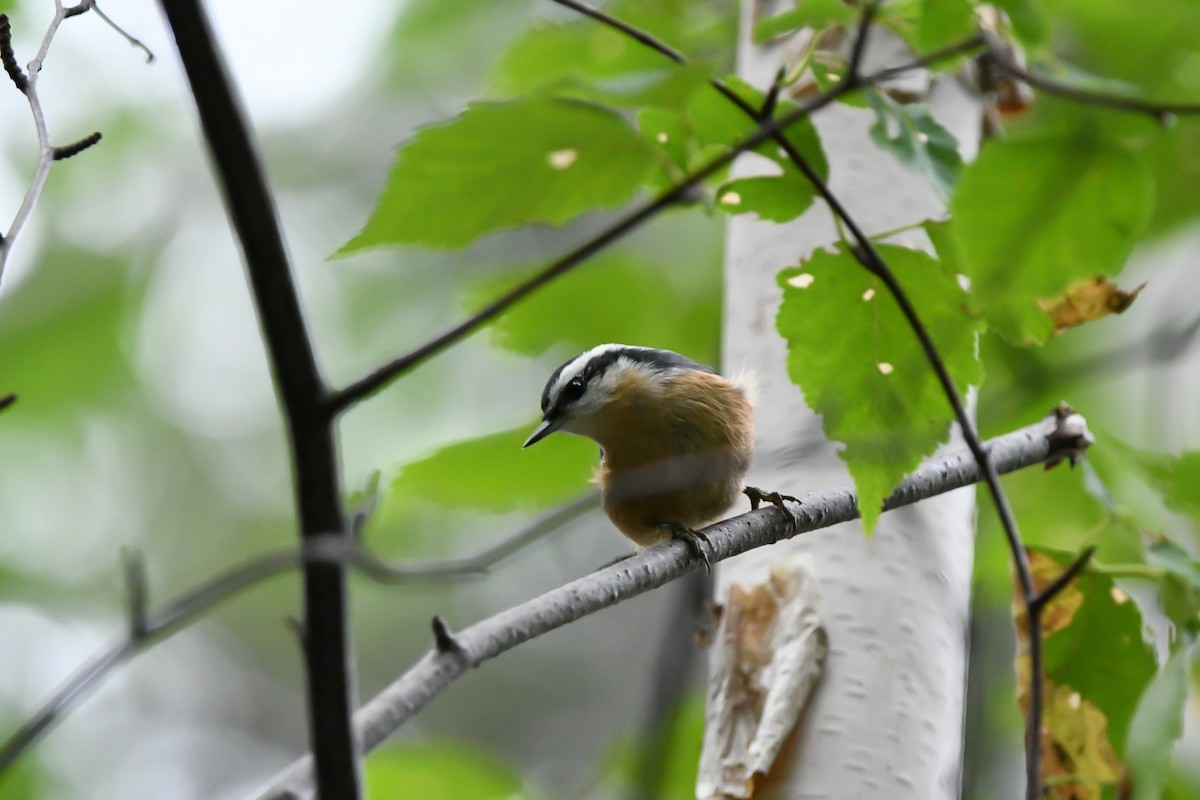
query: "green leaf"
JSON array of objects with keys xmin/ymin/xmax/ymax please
[
  {"xmin": 1043, "ymin": 567, "xmax": 1157, "ymax": 752},
  {"xmin": 916, "ymin": 0, "xmax": 978, "ymax": 51},
  {"xmin": 339, "ymin": 98, "xmax": 657, "ymax": 253},
  {"xmin": 776, "ymin": 244, "xmax": 983, "ymax": 530},
  {"xmin": 1125, "ymin": 643, "xmax": 1192, "ymax": 800},
  {"xmin": 753, "ymin": 0, "xmax": 855, "ymax": 43},
  {"xmin": 866, "ymin": 90, "xmax": 963, "ymax": 201},
  {"xmin": 685, "ymin": 77, "xmax": 830, "ymax": 176},
  {"xmin": 366, "ymin": 742, "xmax": 527, "ymax": 799},
  {"xmin": 463, "ymin": 251, "xmax": 720, "ymax": 359},
  {"xmin": 383, "ymin": 423, "xmax": 596, "ymax": 514},
  {"xmin": 950, "ymin": 135, "xmax": 1155, "ymax": 343},
  {"xmin": 715, "ymin": 174, "xmax": 817, "ymax": 222}
]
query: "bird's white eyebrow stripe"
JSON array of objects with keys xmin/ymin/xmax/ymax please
[{"xmin": 549, "ymin": 343, "xmax": 627, "ymax": 401}]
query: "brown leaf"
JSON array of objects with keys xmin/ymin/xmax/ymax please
[{"xmin": 1039, "ymin": 276, "xmax": 1146, "ymax": 335}]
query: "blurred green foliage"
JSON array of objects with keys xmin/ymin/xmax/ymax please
[
  {"xmin": 365, "ymin": 741, "xmax": 530, "ymax": 799},
  {"xmin": 2, "ymin": 0, "xmax": 1200, "ymax": 797}
]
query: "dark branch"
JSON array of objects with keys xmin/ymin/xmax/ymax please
[
  {"xmin": 52, "ymin": 131, "xmax": 102, "ymax": 161},
  {"xmin": 326, "ymin": 30, "xmax": 981, "ymax": 413},
  {"xmin": 0, "ymin": 394, "xmax": 15, "ymax": 413},
  {"xmin": 0, "ymin": 14, "xmax": 27, "ymax": 92},
  {"xmin": 1031, "ymin": 546, "xmax": 1096, "ymax": 611},
  {"xmin": 847, "ymin": 0, "xmax": 881, "ymax": 78},
  {"xmin": 256, "ymin": 413, "xmax": 1078, "ymax": 800},
  {"xmin": 156, "ymin": 2, "xmax": 359, "ymax": 797},
  {"xmin": 984, "ymin": 32, "xmax": 1200, "ymax": 120}
]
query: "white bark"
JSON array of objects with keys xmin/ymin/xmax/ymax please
[{"xmin": 706, "ymin": 7, "xmax": 984, "ymax": 798}]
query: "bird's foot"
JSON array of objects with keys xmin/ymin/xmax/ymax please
[
  {"xmin": 743, "ymin": 486, "xmax": 800, "ymax": 531},
  {"xmin": 657, "ymin": 521, "xmax": 713, "ymax": 573}
]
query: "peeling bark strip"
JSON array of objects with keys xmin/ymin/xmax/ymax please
[
  {"xmin": 697, "ymin": 555, "xmax": 827, "ymax": 798},
  {"xmin": 255, "ymin": 412, "xmax": 1082, "ymax": 800}
]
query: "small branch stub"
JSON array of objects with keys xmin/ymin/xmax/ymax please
[
  {"xmin": 431, "ymin": 615, "xmax": 469, "ymax": 660},
  {"xmin": 0, "ymin": 14, "xmax": 28, "ymax": 92},
  {"xmin": 121, "ymin": 548, "xmax": 149, "ymax": 638},
  {"xmin": 0, "ymin": 394, "xmax": 15, "ymax": 413},
  {"xmin": 52, "ymin": 131, "xmax": 103, "ymax": 161}
]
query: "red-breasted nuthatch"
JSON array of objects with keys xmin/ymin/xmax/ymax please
[{"xmin": 524, "ymin": 344, "xmax": 791, "ymax": 565}]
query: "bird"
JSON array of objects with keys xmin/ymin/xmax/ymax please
[{"xmin": 523, "ymin": 344, "xmax": 794, "ymax": 567}]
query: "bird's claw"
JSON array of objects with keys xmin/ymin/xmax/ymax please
[
  {"xmin": 743, "ymin": 486, "xmax": 800, "ymax": 531},
  {"xmin": 658, "ymin": 522, "xmax": 713, "ymax": 573}
]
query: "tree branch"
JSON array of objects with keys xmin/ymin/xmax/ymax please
[
  {"xmin": 156, "ymin": 2, "xmax": 359, "ymax": 797},
  {"xmin": 0, "ymin": 493, "xmax": 596, "ymax": 773},
  {"xmin": 0, "ymin": 5, "xmax": 103, "ymax": 285},
  {"xmin": 254, "ymin": 411, "xmax": 1086, "ymax": 800},
  {"xmin": 983, "ymin": 31, "xmax": 1200, "ymax": 120},
  {"xmin": 324, "ymin": 31, "xmax": 984, "ymax": 414}
]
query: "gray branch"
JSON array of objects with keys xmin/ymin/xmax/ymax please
[{"xmin": 254, "ymin": 411, "xmax": 1079, "ymax": 800}]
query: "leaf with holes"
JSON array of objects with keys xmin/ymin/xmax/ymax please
[
  {"xmin": 950, "ymin": 134, "xmax": 1155, "ymax": 344},
  {"xmin": 866, "ymin": 89, "xmax": 963, "ymax": 202},
  {"xmin": 715, "ymin": 174, "xmax": 817, "ymax": 222},
  {"xmin": 776, "ymin": 244, "xmax": 983, "ymax": 531},
  {"xmin": 338, "ymin": 97, "xmax": 658, "ymax": 253}
]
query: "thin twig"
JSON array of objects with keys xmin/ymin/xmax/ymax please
[
  {"xmin": 0, "ymin": 494, "xmax": 595, "ymax": 773},
  {"xmin": 92, "ymin": 2, "xmax": 155, "ymax": 62},
  {"xmin": 326, "ymin": 31, "xmax": 982, "ymax": 413},
  {"xmin": 984, "ymin": 32, "xmax": 1200, "ymax": 121},
  {"xmin": 256, "ymin": 412, "xmax": 1080, "ymax": 800},
  {"xmin": 0, "ymin": 548, "xmax": 299, "ymax": 774},
  {"xmin": 1031, "ymin": 546, "xmax": 1096, "ymax": 610},
  {"xmin": 0, "ymin": 4, "xmax": 97, "ymax": 285},
  {"xmin": 0, "ymin": 394, "xmax": 15, "ymax": 413},
  {"xmin": 157, "ymin": 2, "xmax": 359, "ymax": 797},
  {"xmin": 351, "ymin": 491, "xmax": 599, "ymax": 581}
]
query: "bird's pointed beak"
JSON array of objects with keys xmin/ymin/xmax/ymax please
[{"xmin": 523, "ymin": 416, "xmax": 561, "ymax": 448}]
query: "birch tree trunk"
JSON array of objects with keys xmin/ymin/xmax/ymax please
[{"xmin": 701, "ymin": 5, "xmax": 984, "ymax": 798}]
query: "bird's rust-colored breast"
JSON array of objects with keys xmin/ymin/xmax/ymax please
[{"xmin": 589, "ymin": 370, "xmax": 754, "ymax": 546}]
